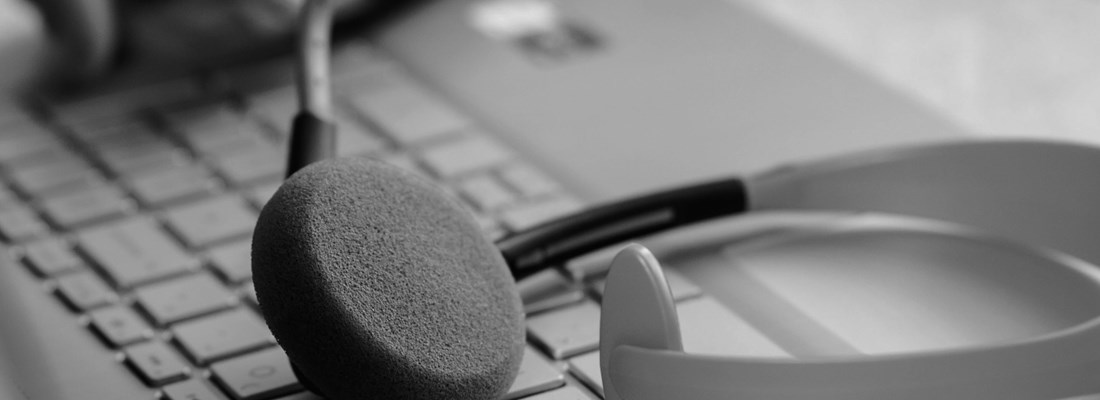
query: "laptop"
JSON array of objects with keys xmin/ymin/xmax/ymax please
[{"xmin": 0, "ymin": 0, "xmax": 976, "ymax": 399}]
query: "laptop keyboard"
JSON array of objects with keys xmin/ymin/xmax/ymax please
[{"xmin": 0, "ymin": 41, "xmax": 736, "ymax": 400}]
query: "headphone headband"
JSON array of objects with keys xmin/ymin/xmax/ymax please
[
  {"xmin": 602, "ymin": 243, "xmax": 1100, "ymax": 400},
  {"xmin": 601, "ymin": 140, "xmax": 1100, "ymax": 399},
  {"xmin": 749, "ymin": 139, "xmax": 1100, "ymax": 268}
]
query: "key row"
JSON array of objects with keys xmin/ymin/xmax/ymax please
[
  {"xmin": 32, "ymin": 234, "xmax": 251, "ymax": 291},
  {"xmin": 139, "ymin": 344, "xmax": 301, "ymax": 399},
  {"xmin": 0, "ymin": 138, "xmax": 579, "ymax": 240},
  {"xmin": 157, "ymin": 344, "xmax": 596, "ymax": 400}
]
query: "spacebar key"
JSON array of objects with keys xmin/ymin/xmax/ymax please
[{"xmin": 77, "ymin": 217, "xmax": 197, "ymax": 288}]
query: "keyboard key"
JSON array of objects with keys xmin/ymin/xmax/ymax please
[
  {"xmin": 375, "ymin": 152, "xmax": 426, "ymax": 176},
  {"xmin": 173, "ymin": 308, "xmax": 274, "ymax": 364},
  {"xmin": 420, "ymin": 135, "xmax": 513, "ymax": 179},
  {"xmin": 0, "ymin": 204, "xmax": 49, "ymax": 241},
  {"xmin": 210, "ymin": 347, "xmax": 302, "ymax": 400},
  {"xmin": 0, "ymin": 119, "xmax": 49, "ymax": 140},
  {"xmin": 127, "ymin": 165, "xmax": 218, "ymax": 207},
  {"xmin": 527, "ymin": 300, "xmax": 601, "ymax": 359},
  {"xmin": 527, "ymin": 386, "xmax": 595, "ymax": 400},
  {"xmin": 457, "ymin": 175, "xmax": 517, "ymax": 212},
  {"xmin": 23, "ymin": 238, "xmax": 83, "ymax": 276},
  {"xmin": 87, "ymin": 126, "xmax": 167, "ymax": 152},
  {"xmin": 245, "ymin": 183, "xmax": 280, "ymax": 209},
  {"xmin": 89, "ymin": 132, "xmax": 178, "ymax": 172},
  {"xmin": 207, "ymin": 240, "xmax": 253, "ymax": 283},
  {"xmin": 8, "ymin": 158, "xmax": 103, "ymax": 197},
  {"xmin": 40, "ymin": 186, "xmax": 131, "ymax": 229},
  {"xmin": 0, "ymin": 133, "xmax": 61, "ymax": 164},
  {"xmin": 55, "ymin": 271, "xmax": 118, "ymax": 310},
  {"xmin": 134, "ymin": 273, "xmax": 237, "ymax": 325},
  {"xmin": 500, "ymin": 163, "xmax": 562, "ymax": 199},
  {"xmin": 246, "ymin": 88, "xmax": 296, "ymax": 135},
  {"xmin": 505, "ymin": 347, "xmax": 565, "ymax": 399},
  {"xmin": 77, "ymin": 217, "xmax": 197, "ymax": 288},
  {"xmin": 67, "ymin": 119, "xmax": 151, "ymax": 142},
  {"xmin": 1, "ymin": 145, "xmax": 82, "ymax": 171},
  {"xmin": 124, "ymin": 340, "xmax": 191, "ymax": 386},
  {"xmin": 98, "ymin": 144, "xmax": 190, "ymax": 177},
  {"xmin": 329, "ymin": 44, "xmax": 396, "ymax": 85},
  {"xmin": 518, "ymin": 270, "xmax": 584, "ymax": 315},
  {"xmin": 88, "ymin": 305, "xmax": 154, "ymax": 347},
  {"xmin": 500, "ymin": 196, "xmax": 585, "ymax": 231},
  {"xmin": 333, "ymin": 107, "xmax": 385, "ymax": 157},
  {"xmin": 168, "ymin": 107, "xmax": 272, "ymax": 158},
  {"xmin": 212, "ymin": 147, "xmax": 284, "ymax": 187},
  {"xmin": 348, "ymin": 83, "xmax": 469, "ymax": 144},
  {"xmin": 567, "ymin": 352, "xmax": 602, "ymax": 396},
  {"xmin": 473, "ymin": 213, "xmax": 507, "ymax": 241},
  {"xmin": 163, "ymin": 379, "xmax": 229, "ymax": 400},
  {"xmin": 163, "ymin": 195, "xmax": 257, "ymax": 248}
]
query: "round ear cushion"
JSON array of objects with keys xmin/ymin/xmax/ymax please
[{"xmin": 252, "ymin": 157, "xmax": 525, "ymax": 400}]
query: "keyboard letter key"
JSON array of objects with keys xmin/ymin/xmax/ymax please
[
  {"xmin": 88, "ymin": 305, "xmax": 154, "ymax": 347},
  {"xmin": 0, "ymin": 205, "xmax": 49, "ymax": 242},
  {"xmin": 134, "ymin": 273, "xmax": 237, "ymax": 326},
  {"xmin": 40, "ymin": 185, "xmax": 131, "ymax": 229},
  {"xmin": 77, "ymin": 217, "xmax": 197, "ymax": 288},
  {"xmin": 506, "ymin": 347, "xmax": 565, "ymax": 399},
  {"xmin": 163, "ymin": 195, "xmax": 257, "ymax": 249},
  {"xmin": 207, "ymin": 240, "xmax": 253, "ymax": 284},
  {"xmin": 55, "ymin": 271, "xmax": 118, "ymax": 311},
  {"xmin": 173, "ymin": 308, "xmax": 274, "ymax": 364},
  {"xmin": 163, "ymin": 379, "xmax": 229, "ymax": 400},
  {"xmin": 526, "ymin": 300, "xmax": 601, "ymax": 359},
  {"xmin": 23, "ymin": 238, "xmax": 83, "ymax": 277},
  {"xmin": 210, "ymin": 347, "xmax": 302, "ymax": 400},
  {"xmin": 124, "ymin": 340, "xmax": 191, "ymax": 386}
]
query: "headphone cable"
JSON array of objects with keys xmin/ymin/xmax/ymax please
[{"xmin": 286, "ymin": 0, "xmax": 336, "ymax": 177}]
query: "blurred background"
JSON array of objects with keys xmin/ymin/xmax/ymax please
[{"xmin": 740, "ymin": 0, "xmax": 1100, "ymax": 144}]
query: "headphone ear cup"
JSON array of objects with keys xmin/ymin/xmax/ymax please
[{"xmin": 252, "ymin": 157, "xmax": 525, "ymax": 400}]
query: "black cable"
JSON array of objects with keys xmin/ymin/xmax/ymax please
[
  {"xmin": 286, "ymin": 0, "xmax": 337, "ymax": 177},
  {"xmin": 497, "ymin": 177, "xmax": 748, "ymax": 279}
]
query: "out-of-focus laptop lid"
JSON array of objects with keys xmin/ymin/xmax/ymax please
[{"xmin": 375, "ymin": 0, "xmax": 968, "ymax": 201}]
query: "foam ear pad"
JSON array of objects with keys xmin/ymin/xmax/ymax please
[{"xmin": 252, "ymin": 157, "xmax": 525, "ymax": 400}]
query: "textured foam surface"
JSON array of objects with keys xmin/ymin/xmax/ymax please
[{"xmin": 252, "ymin": 157, "xmax": 525, "ymax": 400}]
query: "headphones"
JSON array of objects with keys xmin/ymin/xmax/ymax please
[{"xmin": 251, "ymin": 0, "xmax": 1100, "ymax": 398}]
